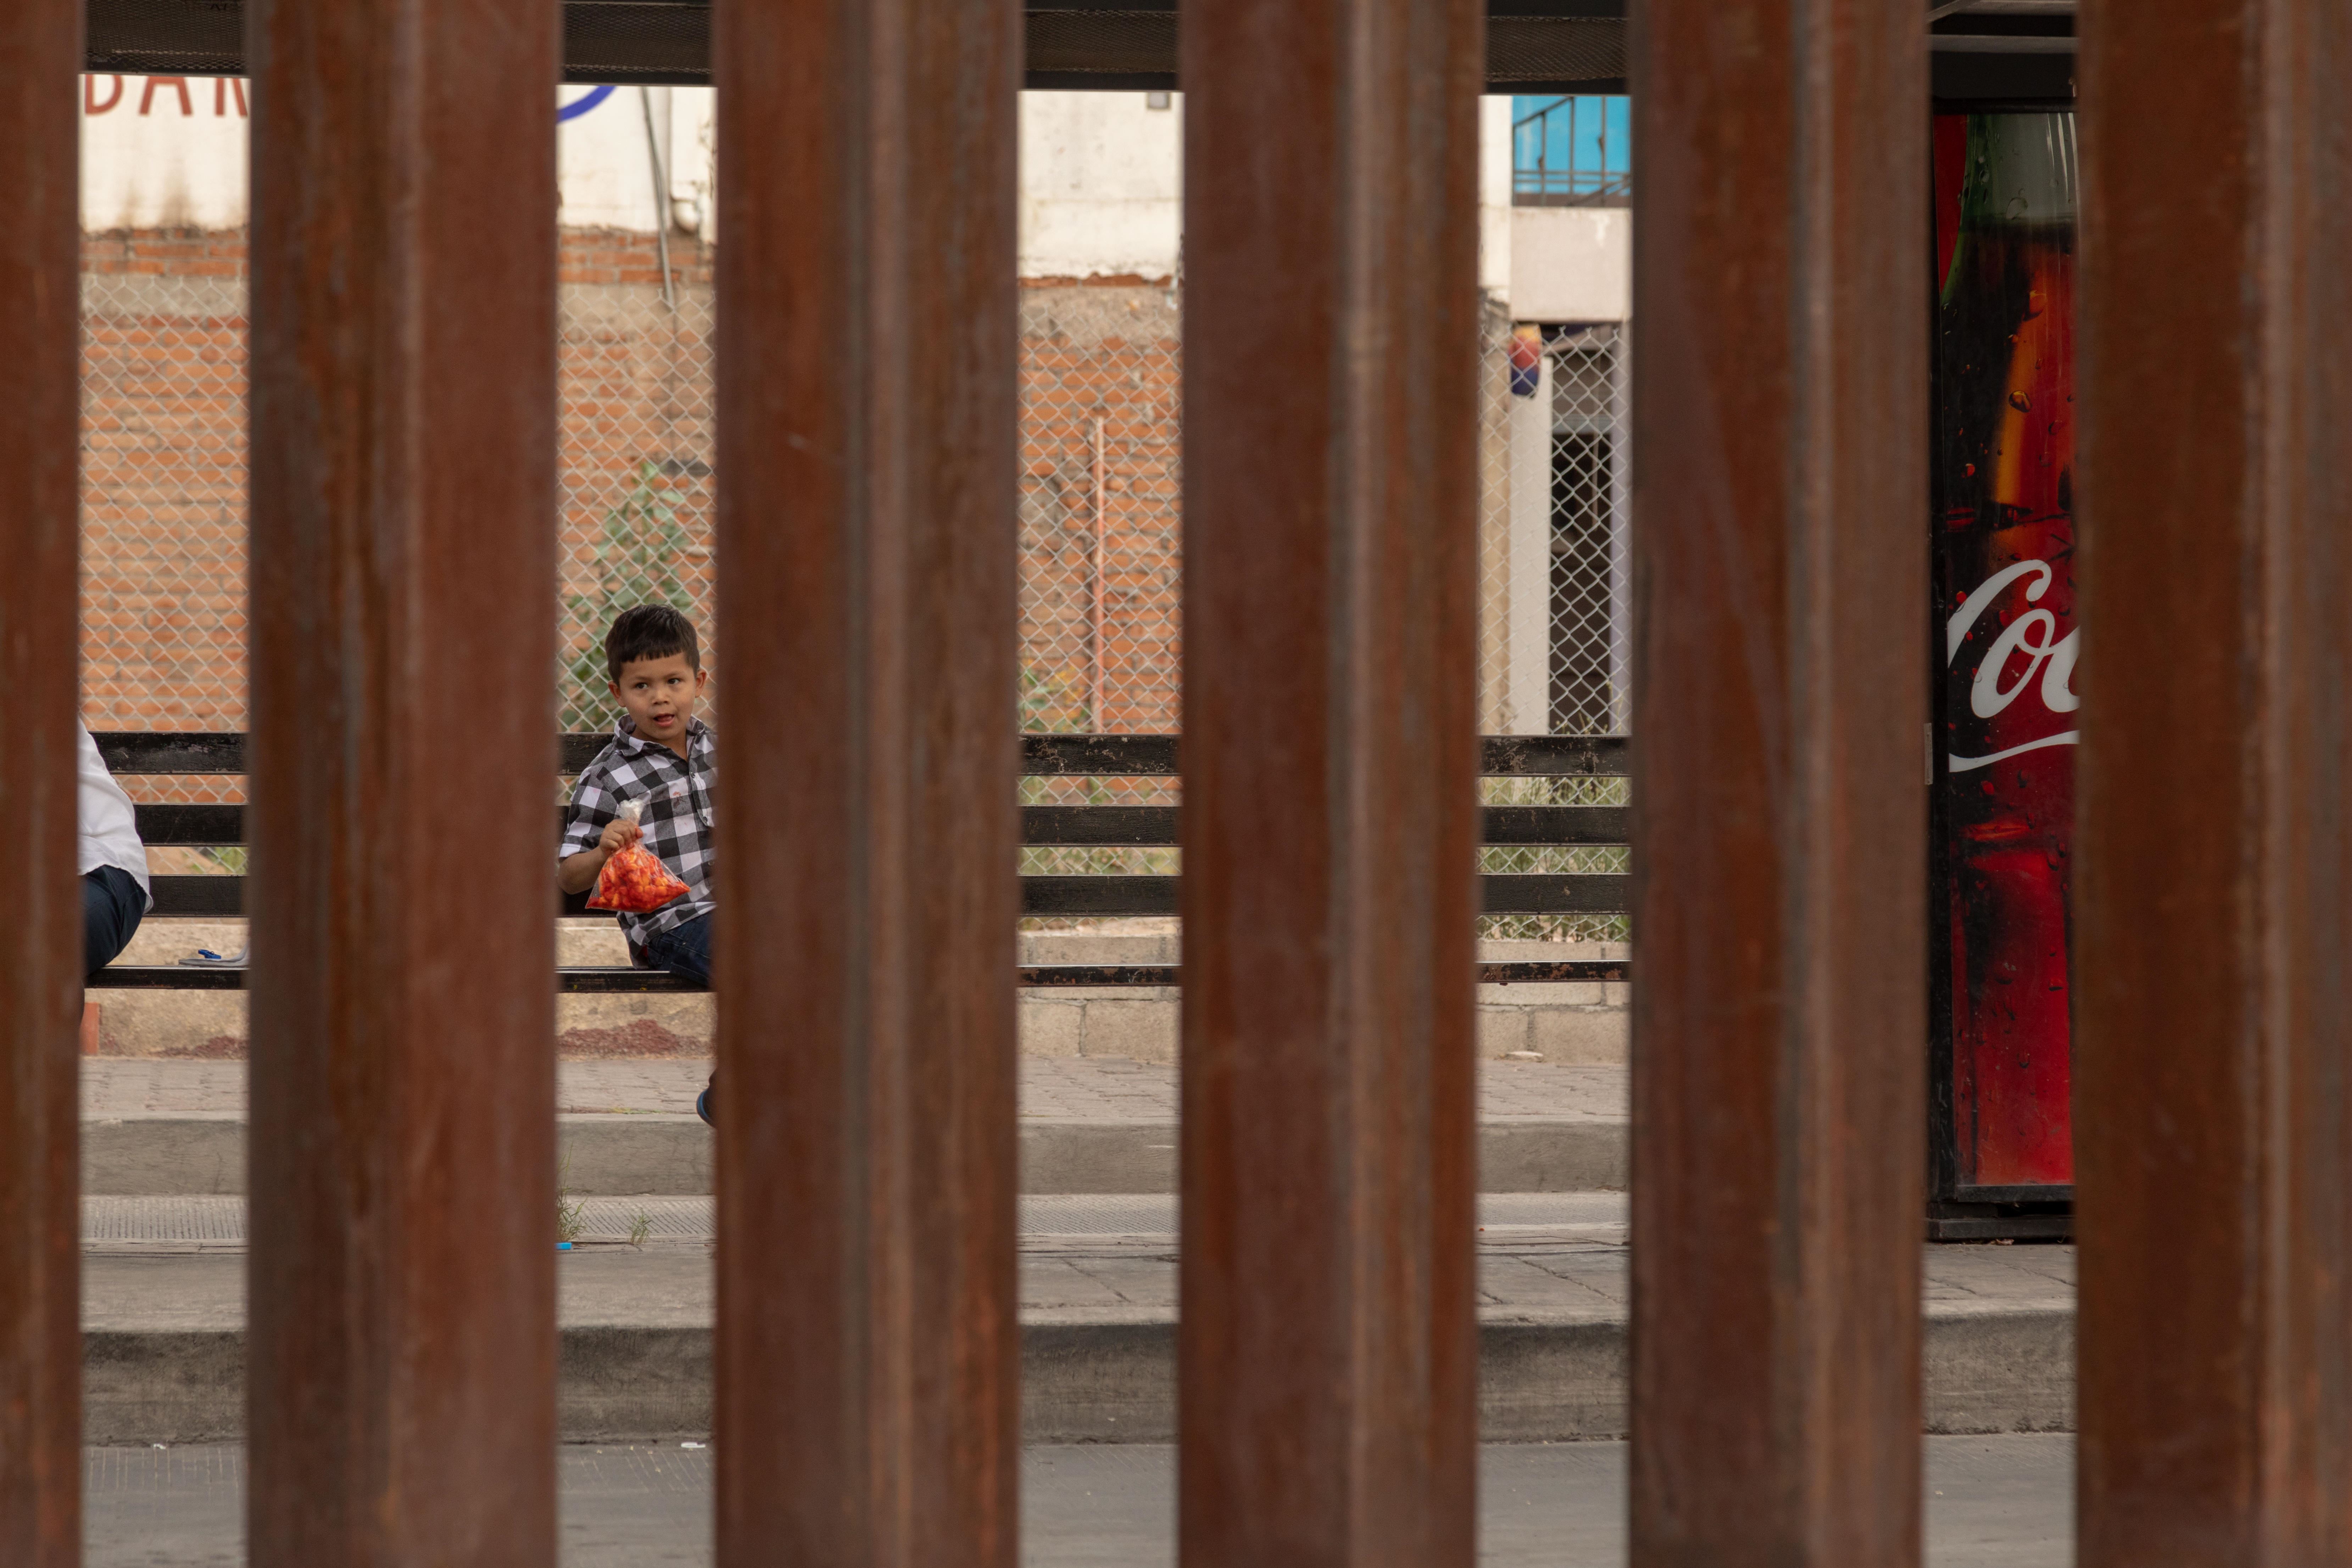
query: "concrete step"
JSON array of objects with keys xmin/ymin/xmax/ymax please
[
  {"xmin": 91, "ymin": 922, "xmax": 1633, "ymax": 1065},
  {"xmin": 82, "ymin": 1115, "xmax": 1625, "ymax": 1196},
  {"xmin": 78, "ymin": 1208, "xmax": 2075, "ymax": 1445},
  {"xmin": 78, "ymin": 1192, "xmax": 1635, "ymax": 1251},
  {"xmin": 82, "ymin": 1058, "xmax": 1631, "ymax": 1196}
]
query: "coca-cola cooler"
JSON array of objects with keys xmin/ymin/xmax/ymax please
[{"xmin": 1928, "ymin": 110, "xmax": 2078, "ymax": 1241}]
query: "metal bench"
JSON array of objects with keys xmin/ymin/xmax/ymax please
[{"xmin": 87, "ymin": 730, "xmax": 1632, "ymax": 990}]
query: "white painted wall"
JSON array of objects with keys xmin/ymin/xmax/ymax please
[
  {"xmin": 1504, "ymin": 348, "xmax": 1553, "ymax": 735},
  {"xmin": 81, "ymin": 74, "xmax": 249, "ymax": 230},
  {"xmin": 75, "ymin": 78, "xmax": 1626, "ymax": 316},
  {"xmin": 554, "ymin": 84, "xmax": 717, "ymax": 236},
  {"xmin": 1019, "ymin": 92, "xmax": 1183, "ymax": 280},
  {"xmin": 555, "ymin": 84, "xmax": 670, "ymax": 233},
  {"xmin": 1508, "ymin": 206, "xmax": 1632, "ymax": 324},
  {"xmin": 1479, "ymin": 95, "xmax": 1515, "ymax": 298},
  {"xmin": 78, "ymin": 76, "xmax": 717, "ymax": 236}
]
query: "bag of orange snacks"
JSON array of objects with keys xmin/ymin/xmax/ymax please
[{"xmin": 587, "ymin": 798, "xmax": 690, "ymax": 913}]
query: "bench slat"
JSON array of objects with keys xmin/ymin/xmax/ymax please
[
  {"xmin": 146, "ymin": 871, "xmax": 1634, "ymax": 919},
  {"xmin": 132, "ymin": 804, "xmax": 245, "ymax": 845},
  {"xmin": 133, "ymin": 801, "xmax": 1632, "ymax": 848},
  {"xmin": 148, "ymin": 876, "xmax": 245, "ymax": 917},
  {"xmin": 97, "ymin": 730, "xmax": 1631, "ymax": 779},
  {"xmin": 1479, "ymin": 805, "xmax": 1627, "ymax": 845},
  {"xmin": 1019, "ymin": 805, "xmax": 1179, "ymax": 846},
  {"xmin": 95, "ymin": 732, "xmax": 246, "ymax": 774},
  {"xmin": 1020, "ymin": 875, "xmax": 1179, "ymax": 917},
  {"xmin": 1479, "ymin": 874, "xmax": 1631, "ymax": 915}
]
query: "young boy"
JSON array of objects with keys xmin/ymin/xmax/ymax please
[{"xmin": 560, "ymin": 605, "xmax": 718, "ymax": 1119}]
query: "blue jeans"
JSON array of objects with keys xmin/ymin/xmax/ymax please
[
  {"xmin": 84, "ymin": 866, "xmax": 145, "ymax": 981},
  {"xmin": 643, "ymin": 914, "xmax": 712, "ymax": 987}
]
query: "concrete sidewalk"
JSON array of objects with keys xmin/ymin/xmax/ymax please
[
  {"xmin": 81, "ymin": 1058, "xmax": 1632, "ymax": 1195},
  {"xmin": 77, "ymin": 1206, "xmax": 2074, "ymax": 1444},
  {"xmin": 85, "ymin": 1435, "xmax": 2074, "ymax": 1567}
]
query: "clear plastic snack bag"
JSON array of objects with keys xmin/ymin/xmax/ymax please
[{"xmin": 587, "ymin": 798, "xmax": 690, "ymax": 913}]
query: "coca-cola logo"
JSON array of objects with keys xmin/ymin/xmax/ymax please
[{"xmin": 1946, "ymin": 558, "xmax": 2077, "ymax": 773}]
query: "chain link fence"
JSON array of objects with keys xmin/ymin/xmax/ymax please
[
  {"xmin": 1016, "ymin": 284, "xmax": 1183, "ymax": 887},
  {"xmin": 1475, "ymin": 317, "xmax": 1630, "ymax": 941},
  {"xmin": 1544, "ymin": 324, "xmax": 1629, "ymax": 738},
  {"xmin": 78, "ymin": 233, "xmax": 1626, "ymax": 936},
  {"xmin": 82, "ymin": 249, "xmax": 250, "ymax": 878},
  {"xmin": 81, "ymin": 258, "xmax": 247, "ymax": 796},
  {"xmin": 555, "ymin": 250, "xmax": 718, "ymax": 735},
  {"xmin": 79, "ymin": 232, "xmax": 733, "ymax": 809}
]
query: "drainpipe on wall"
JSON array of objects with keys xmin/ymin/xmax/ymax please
[
  {"xmin": 1091, "ymin": 416, "xmax": 1109, "ymax": 731},
  {"xmin": 639, "ymin": 86, "xmax": 675, "ymax": 311}
]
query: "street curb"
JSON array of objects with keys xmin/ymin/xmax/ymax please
[
  {"xmin": 1019, "ymin": 1123, "xmax": 1178, "ymax": 1194},
  {"xmin": 1478, "ymin": 1122, "xmax": 1628, "ymax": 1193},
  {"xmin": 80, "ymin": 1309, "xmax": 2072, "ymax": 1445},
  {"xmin": 1023, "ymin": 1322, "xmax": 1178, "ymax": 1442},
  {"xmin": 83, "ymin": 1119, "xmax": 244, "ymax": 1197},
  {"xmin": 86, "ymin": 1329, "xmax": 244, "ymax": 1446},
  {"xmin": 1925, "ymin": 1309, "xmax": 2076, "ymax": 1433},
  {"xmin": 85, "ymin": 1117, "xmax": 1628, "ymax": 1196}
]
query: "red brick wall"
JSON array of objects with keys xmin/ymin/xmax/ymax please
[
  {"xmin": 79, "ymin": 229, "xmax": 1185, "ymax": 764},
  {"xmin": 83, "ymin": 236, "xmax": 246, "ymax": 741},
  {"xmin": 79, "ymin": 227, "xmax": 721, "ymax": 285},
  {"xmin": 1018, "ymin": 287, "xmax": 1181, "ymax": 734}
]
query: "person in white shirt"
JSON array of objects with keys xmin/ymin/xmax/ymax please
[{"xmin": 79, "ymin": 722, "xmax": 152, "ymax": 978}]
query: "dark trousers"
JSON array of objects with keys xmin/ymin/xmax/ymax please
[
  {"xmin": 643, "ymin": 913, "xmax": 712, "ymax": 987},
  {"xmin": 84, "ymin": 865, "xmax": 145, "ymax": 981}
]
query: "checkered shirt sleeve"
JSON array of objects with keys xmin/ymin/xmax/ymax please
[{"xmin": 560, "ymin": 723, "xmax": 718, "ymax": 948}]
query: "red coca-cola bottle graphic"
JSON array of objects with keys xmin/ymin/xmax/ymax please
[{"xmin": 1931, "ymin": 112, "xmax": 2077, "ymax": 1195}]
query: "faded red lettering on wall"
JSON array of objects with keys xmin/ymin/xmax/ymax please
[
  {"xmin": 84, "ymin": 75, "xmax": 250, "ymax": 117},
  {"xmin": 138, "ymin": 77, "xmax": 194, "ymax": 116}
]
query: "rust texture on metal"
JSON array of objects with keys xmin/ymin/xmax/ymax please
[
  {"xmin": 1178, "ymin": 0, "xmax": 1484, "ymax": 1555},
  {"xmin": 1628, "ymin": 0, "xmax": 1927, "ymax": 1559},
  {"xmin": 2075, "ymin": 0, "xmax": 2352, "ymax": 1557},
  {"xmin": 0, "ymin": 0, "xmax": 85, "ymax": 1559},
  {"xmin": 712, "ymin": 0, "xmax": 1022, "ymax": 1554},
  {"xmin": 243, "ymin": 0, "xmax": 561, "ymax": 1558}
]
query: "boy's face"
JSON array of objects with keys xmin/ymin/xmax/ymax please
[{"xmin": 610, "ymin": 652, "xmax": 708, "ymax": 748}]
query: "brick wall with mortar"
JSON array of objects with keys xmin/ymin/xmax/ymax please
[
  {"xmin": 1017, "ymin": 284, "xmax": 1181, "ymax": 735},
  {"xmin": 78, "ymin": 229, "xmax": 1187, "ymax": 797}
]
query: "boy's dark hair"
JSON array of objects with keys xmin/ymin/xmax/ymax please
[{"xmin": 605, "ymin": 604, "xmax": 701, "ymax": 682}]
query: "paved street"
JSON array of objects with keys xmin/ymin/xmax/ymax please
[{"xmin": 85, "ymin": 1435, "xmax": 2073, "ymax": 1566}]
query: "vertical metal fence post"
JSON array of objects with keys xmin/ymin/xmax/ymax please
[
  {"xmin": 1179, "ymin": 0, "xmax": 1484, "ymax": 1554},
  {"xmin": 712, "ymin": 0, "xmax": 1021, "ymax": 1554},
  {"xmin": 2075, "ymin": 0, "xmax": 2352, "ymax": 1557},
  {"xmin": 244, "ymin": 0, "xmax": 561, "ymax": 1558},
  {"xmin": 1628, "ymin": 0, "xmax": 1927, "ymax": 1559},
  {"xmin": 0, "ymin": 0, "xmax": 87, "ymax": 1560}
]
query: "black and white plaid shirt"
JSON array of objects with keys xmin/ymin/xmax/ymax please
[{"xmin": 560, "ymin": 716, "xmax": 717, "ymax": 954}]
